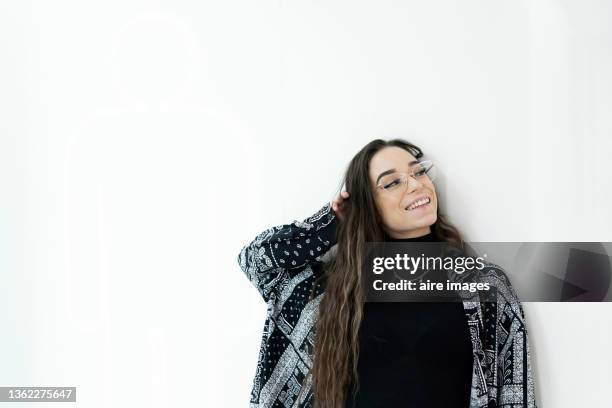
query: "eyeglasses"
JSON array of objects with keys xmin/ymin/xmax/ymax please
[{"xmin": 375, "ymin": 160, "xmax": 437, "ymax": 195}]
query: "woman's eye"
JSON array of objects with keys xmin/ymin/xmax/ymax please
[{"xmin": 383, "ymin": 179, "xmax": 401, "ymax": 189}]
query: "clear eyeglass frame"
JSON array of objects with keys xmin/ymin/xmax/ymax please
[{"xmin": 375, "ymin": 160, "xmax": 436, "ymax": 195}]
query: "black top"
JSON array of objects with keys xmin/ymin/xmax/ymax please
[{"xmin": 344, "ymin": 229, "xmax": 474, "ymax": 408}]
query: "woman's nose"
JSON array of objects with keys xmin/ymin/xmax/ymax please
[{"xmin": 405, "ymin": 174, "xmax": 424, "ymax": 192}]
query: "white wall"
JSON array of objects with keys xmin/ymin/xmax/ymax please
[{"xmin": 1, "ymin": 1, "xmax": 611, "ymax": 407}]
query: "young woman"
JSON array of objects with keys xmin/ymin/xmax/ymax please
[{"xmin": 237, "ymin": 139, "xmax": 537, "ymax": 408}]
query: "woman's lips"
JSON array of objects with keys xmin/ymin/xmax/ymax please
[
  {"xmin": 406, "ymin": 201, "xmax": 431, "ymax": 212},
  {"xmin": 405, "ymin": 197, "xmax": 431, "ymax": 212}
]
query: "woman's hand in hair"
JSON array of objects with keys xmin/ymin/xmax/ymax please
[{"xmin": 330, "ymin": 191, "xmax": 350, "ymax": 221}]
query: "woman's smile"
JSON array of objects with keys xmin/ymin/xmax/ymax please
[
  {"xmin": 406, "ymin": 200, "xmax": 431, "ymax": 212},
  {"xmin": 404, "ymin": 196, "xmax": 432, "ymax": 211}
]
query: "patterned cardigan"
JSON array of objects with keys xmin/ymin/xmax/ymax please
[{"xmin": 237, "ymin": 203, "xmax": 538, "ymax": 408}]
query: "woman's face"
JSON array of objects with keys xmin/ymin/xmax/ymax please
[{"xmin": 368, "ymin": 146, "xmax": 438, "ymax": 239}]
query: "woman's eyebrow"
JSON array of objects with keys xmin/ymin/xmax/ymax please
[{"xmin": 375, "ymin": 160, "xmax": 419, "ymax": 184}]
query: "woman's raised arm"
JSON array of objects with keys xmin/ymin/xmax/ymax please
[{"xmin": 237, "ymin": 202, "xmax": 338, "ymax": 303}]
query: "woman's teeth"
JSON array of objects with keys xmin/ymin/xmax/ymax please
[{"xmin": 406, "ymin": 197, "xmax": 430, "ymax": 211}]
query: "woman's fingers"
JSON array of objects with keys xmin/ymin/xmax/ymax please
[
  {"xmin": 331, "ymin": 191, "xmax": 350, "ymax": 218},
  {"xmin": 336, "ymin": 191, "xmax": 350, "ymax": 202},
  {"xmin": 331, "ymin": 192, "xmax": 348, "ymax": 207}
]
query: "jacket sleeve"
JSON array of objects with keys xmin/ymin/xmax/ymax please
[
  {"xmin": 495, "ymin": 271, "xmax": 538, "ymax": 408},
  {"xmin": 237, "ymin": 202, "xmax": 338, "ymax": 302}
]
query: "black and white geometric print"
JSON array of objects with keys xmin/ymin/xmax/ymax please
[{"xmin": 237, "ymin": 203, "xmax": 537, "ymax": 408}]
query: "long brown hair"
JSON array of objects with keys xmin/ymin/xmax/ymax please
[{"xmin": 299, "ymin": 138, "xmax": 464, "ymax": 407}]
